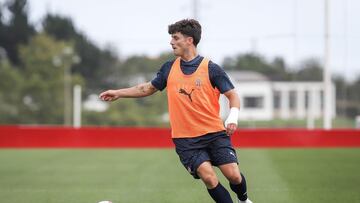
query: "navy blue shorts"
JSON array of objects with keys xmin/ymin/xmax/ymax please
[{"xmin": 172, "ymin": 131, "xmax": 238, "ymax": 179}]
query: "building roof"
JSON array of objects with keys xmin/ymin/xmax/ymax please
[{"xmin": 227, "ymin": 70, "xmax": 269, "ymax": 82}]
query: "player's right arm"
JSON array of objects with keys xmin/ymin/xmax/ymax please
[{"xmin": 99, "ymin": 82, "xmax": 158, "ymax": 102}]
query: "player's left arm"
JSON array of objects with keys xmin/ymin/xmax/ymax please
[
  {"xmin": 208, "ymin": 61, "xmax": 240, "ymax": 135},
  {"xmin": 223, "ymin": 89, "xmax": 240, "ymax": 135}
]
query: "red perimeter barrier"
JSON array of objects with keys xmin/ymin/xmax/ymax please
[{"xmin": 0, "ymin": 126, "xmax": 359, "ymax": 148}]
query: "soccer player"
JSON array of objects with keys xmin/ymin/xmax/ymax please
[{"xmin": 99, "ymin": 19, "xmax": 252, "ymax": 203}]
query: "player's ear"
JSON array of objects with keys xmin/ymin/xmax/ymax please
[{"xmin": 186, "ymin": 36, "xmax": 194, "ymax": 45}]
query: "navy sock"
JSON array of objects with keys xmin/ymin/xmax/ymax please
[
  {"xmin": 207, "ymin": 182, "xmax": 233, "ymax": 203},
  {"xmin": 229, "ymin": 173, "xmax": 248, "ymax": 201}
]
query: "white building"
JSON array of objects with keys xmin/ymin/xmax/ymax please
[{"xmin": 220, "ymin": 71, "xmax": 336, "ymax": 121}]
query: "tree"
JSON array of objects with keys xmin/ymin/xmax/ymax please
[
  {"xmin": 222, "ymin": 53, "xmax": 270, "ymax": 72},
  {"xmin": 117, "ymin": 52, "xmax": 173, "ymax": 86},
  {"xmin": 0, "ymin": 0, "xmax": 35, "ymax": 65},
  {"xmin": 42, "ymin": 14, "xmax": 77, "ymax": 40},
  {"xmin": 345, "ymin": 76, "xmax": 360, "ymax": 118},
  {"xmin": 42, "ymin": 14, "xmax": 119, "ymax": 92},
  {"xmin": 0, "ymin": 59, "xmax": 24, "ymax": 123},
  {"xmin": 83, "ymin": 93, "xmax": 168, "ymax": 126},
  {"xmin": 0, "ymin": 5, "xmax": 6, "ymax": 47},
  {"xmin": 222, "ymin": 53, "xmax": 292, "ymax": 81},
  {"xmin": 83, "ymin": 52, "xmax": 172, "ymax": 126},
  {"xmin": 270, "ymin": 57, "xmax": 293, "ymax": 81},
  {"xmin": 18, "ymin": 33, "xmax": 84, "ymax": 124},
  {"xmin": 295, "ymin": 58, "xmax": 323, "ymax": 81}
]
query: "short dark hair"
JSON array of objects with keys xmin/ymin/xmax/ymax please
[{"xmin": 168, "ymin": 19, "xmax": 202, "ymax": 47}]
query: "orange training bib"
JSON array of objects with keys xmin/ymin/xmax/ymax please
[{"xmin": 166, "ymin": 57, "xmax": 225, "ymax": 138}]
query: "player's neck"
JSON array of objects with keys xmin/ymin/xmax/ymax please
[{"xmin": 181, "ymin": 48, "xmax": 198, "ymax": 62}]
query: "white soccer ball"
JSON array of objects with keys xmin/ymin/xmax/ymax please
[{"xmin": 98, "ymin": 201, "xmax": 112, "ymax": 203}]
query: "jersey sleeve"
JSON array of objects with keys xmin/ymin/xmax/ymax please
[
  {"xmin": 151, "ymin": 60, "xmax": 173, "ymax": 91},
  {"xmin": 208, "ymin": 61, "xmax": 235, "ymax": 94}
]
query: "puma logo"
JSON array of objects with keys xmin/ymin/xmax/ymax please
[{"xmin": 179, "ymin": 88, "xmax": 194, "ymax": 102}]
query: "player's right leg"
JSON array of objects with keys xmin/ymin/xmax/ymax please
[
  {"xmin": 197, "ymin": 161, "xmax": 233, "ymax": 203},
  {"xmin": 197, "ymin": 161, "xmax": 219, "ymax": 188}
]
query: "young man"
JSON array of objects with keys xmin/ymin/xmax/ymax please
[{"xmin": 99, "ymin": 19, "xmax": 252, "ymax": 203}]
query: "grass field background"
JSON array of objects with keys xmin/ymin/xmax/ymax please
[{"xmin": 0, "ymin": 148, "xmax": 359, "ymax": 203}]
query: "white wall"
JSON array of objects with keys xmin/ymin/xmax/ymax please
[
  {"xmin": 220, "ymin": 81, "xmax": 336, "ymax": 121},
  {"xmin": 220, "ymin": 82, "xmax": 273, "ymax": 121}
]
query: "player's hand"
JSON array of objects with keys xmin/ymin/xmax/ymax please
[
  {"xmin": 226, "ymin": 123, "xmax": 237, "ymax": 136},
  {"xmin": 99, "ymin": 90, "xmax": 120, "ymax": 102}
]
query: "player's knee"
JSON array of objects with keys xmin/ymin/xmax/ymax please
[
  {"xmin": 201, "ymin": 173, "xmax": 219, "ymax": 188},
  {"xmin": 226, "ymin": 171, "xmax": 242, "ymax": 184}
]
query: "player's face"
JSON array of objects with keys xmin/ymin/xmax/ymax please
[{"xmin": 170, "ymin": 32, "xmax": 192, "ymax": 57}]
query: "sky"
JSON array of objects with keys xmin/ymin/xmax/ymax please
[{"xmin": 11, "ymin": 0, "xmax": 360, "ymax": 81}]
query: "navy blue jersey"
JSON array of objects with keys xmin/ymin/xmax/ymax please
[{"xmin": 151, "ymin": 55, "xmax": 234, "ymax": 93}]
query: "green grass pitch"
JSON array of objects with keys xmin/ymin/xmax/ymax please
[{"xmin": 0, "ymin": 148, "xmax": 359, "ymax": 203}]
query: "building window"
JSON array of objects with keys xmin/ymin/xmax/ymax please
[
  {"xmin": 273, "ymin": 91, "xmax": 280, "ymax": 109},
  {"xmin": 289, "ymin": 90, "xmax": 296, "ymax": 109},
  {"xmin": 244, "ymin": 96, "xmax": 264, "ymax": 109},
  {"xmin": 320, "ymin": 90, "xmax": 324, "ymax": 109},
  {"xmin": 305, "ymin": 90, "xmax": 309, "ymax": 110}
]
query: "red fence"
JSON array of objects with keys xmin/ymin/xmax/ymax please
[{"xmin": 0, "ymin": 126, "xmax": 359, "ymax": 148}]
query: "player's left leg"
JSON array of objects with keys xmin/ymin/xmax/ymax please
[
  {"xmin": 218, "ymin": 162, "xmax": 242, "ymax": 184},
  {"xmin": 219, "ymin": 163, "xmax": 252, "ymax": 203},
  {"xmin": 208, "ymin": 134, "xmax": 252, "ymax": 203}
]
